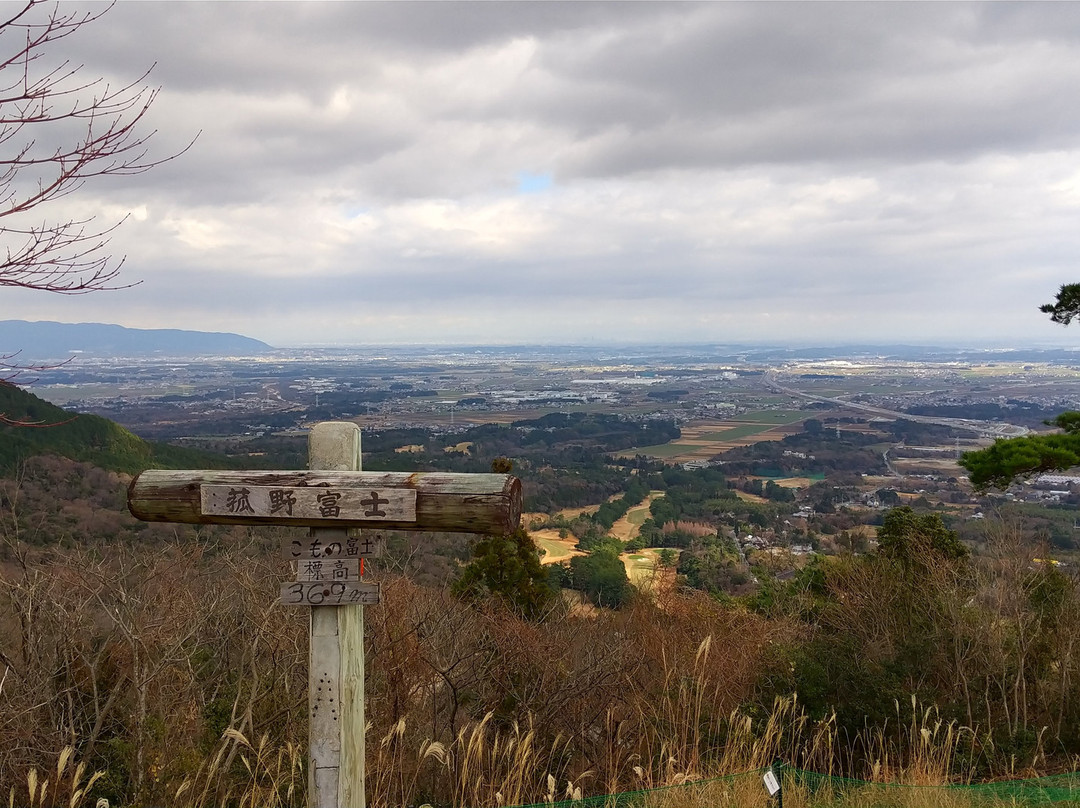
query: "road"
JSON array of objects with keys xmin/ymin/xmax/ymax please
[{"xmin": 764, "ymin": 372, "xmax": 1029, "ymax": 439}]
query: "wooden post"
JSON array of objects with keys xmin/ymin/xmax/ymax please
[
  {"xmin": 128, "ymin": 469, "xmax": 522, "ymax": 535},
  {"xmin": 308, "ymin": 422, "xmax": 365, "ymax": 808},
  {"xmin": 123, "ymin": 427, "xmax": 524, "ymax": 808}
]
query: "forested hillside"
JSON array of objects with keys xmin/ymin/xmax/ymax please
[
  {"xmin": 5, "ymin": 389, "xmax": 1080, "ymax": 807},
  {"xmin": 0, "ymin": 382, "xmax": 237, "ymax": 474}
]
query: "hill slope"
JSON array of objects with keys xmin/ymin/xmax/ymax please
[
  {"xmin": 0, "ymin": 319, "xmax": 272, "ymax": 360},
  {"xmin": 0, "ymin": 382, "xmax": 236, "ymax": 475}
]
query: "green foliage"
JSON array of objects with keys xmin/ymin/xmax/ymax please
[
  {"xmin": 876, "ymin": 487, "xmax": 901, "ymax": 506},
  {"xmin": 649, "ymin": 496, "xmax": 678, "ymax": 526},
  {"xmin": 0, "ymin": 382, "xmax": 235, "ymax": 475},
  {"xmin": 646, "ymin": 466, "xmax": 735, "ymax": 529},
  {"xmin": 960, "ymin": 424, "xmax": 1080, "ymax": 490},
  {"xmin": 1049, "ymin": 411, "xmax": 1080, "ymax": 434},
  {"xmin": 754, "ymin": 510, "xmax": 980, "ymax": 736},
  {"xmin": 452, "ymin": 527, "xmax": 554, "ymax": 619},
  {"xmin": 876, "ymin": 506, "xmax": 968, "ymax": 567},
  {"xmin": 957, "ymin": 292, "xmax": 1080, "ymax": 490},
  {"xmin": 746, "ymin": 555, "xmax": 829, "ymax": 621},
  {"xmin": 591, "ymin": 476, "xmax": 649, "ymax": 530},
  {"xmin": 510, "ymin": 411, "xmax": 680, "ymax": 452},
  {"xmin": 568, "ymin": 549, "xmax": 631, "ymax": 608},
  {"xmin": 452, "ymin": 528, "xmax": 554, "ymax": 619},
  {"xmin": 959, "ymin": 282, "xmax": 1080, "ymax": 490},
  {"xmin": 764, "ymin": 479, "xmax": 795, "ymax": 502},
  {"xmin": 676, "ymin": 537, "xmax": 746, "ymax": 593},
  {"xmin": 1040, "ymin": 282, "xmax": 1080, "ymax": 325}
]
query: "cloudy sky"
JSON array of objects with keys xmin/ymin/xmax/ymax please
[{"xmin": 5, "ymin": 1, "xmax": 1080, "ymax": 348}]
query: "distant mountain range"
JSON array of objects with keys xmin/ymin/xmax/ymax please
[{"xmin": 0, "ymin": 320, "xmax": 272, "ymax": 360}]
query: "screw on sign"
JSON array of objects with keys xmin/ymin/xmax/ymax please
[{"xmin": 125, "ymin": 422, "xmax": 523, "ymax": 808}]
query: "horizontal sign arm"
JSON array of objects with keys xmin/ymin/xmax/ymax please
[{"xmin": 128, "ymin": 470, "xmax": 522, "ymax": 535}]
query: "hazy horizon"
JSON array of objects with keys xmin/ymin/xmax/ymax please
[{"xmin": 5, "ymin": 2, "xmax": 1080, "ymax": 346}]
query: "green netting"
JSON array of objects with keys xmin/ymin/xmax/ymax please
[
  {"xmin": 508, "ymin": 769, "xmax": 767, "ymax": 808},
  {"xmin": 505, "ymin": 768, "xmax": 1080, "ymax": 808},
  {"xmin": 792, "ymin": 768, "xmax": 1080, "ymax": 806}
]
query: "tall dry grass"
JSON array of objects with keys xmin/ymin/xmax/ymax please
[
  {"xmin": 5, "ymin": 747, "xmax": 103, "ymax": 808},
  {"xmin": 11, "ymin": 685, "xmax": 1040, "ymax": 808},
  {"xmin": 0, "ymin": 526, "xmax": 1072, "ymax": 806},
  {"xmin": 166, "ymin": 729, "xmax": 304, "ymax": 808}
]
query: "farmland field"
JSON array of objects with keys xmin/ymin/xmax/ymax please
[
  {"xmin": 621, "ymin": 411, "xmax": 811, "ymax": 462},
  {"xmin": 624, "ymin": 442, "xmax": 695, "ymax": 458},
  {"xmin": 735, "ymin": 409, "xmax": 812, "ymax": 424},
  {"xmin": 698, "ymin": 424, "xmax": 775, "ymax": 441}
]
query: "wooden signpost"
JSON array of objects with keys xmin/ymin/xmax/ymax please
[{"xmin": 128, "ymin": 422, "xmax": 522, "ymax": 808}]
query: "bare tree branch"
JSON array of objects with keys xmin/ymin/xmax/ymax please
[
  {"xmin": 0, "ymin": 0, "xmax": 192, "ymax": 296},
  {"xmin": 1, "ymin": 361, "xmax": 76, "ymax": 426}
]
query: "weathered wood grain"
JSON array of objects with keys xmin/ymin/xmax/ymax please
[{"xmin": 128, "ymin": 470, "xmax": 522, "ymax": 535}]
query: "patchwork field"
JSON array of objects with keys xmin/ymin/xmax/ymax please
[
  {"xmin": 890, "ymin": 456, "xmax": 966, "ymax": 475},
  {"xmin": 735, "ymin": 490, "xmax": 769, "ymax": 504},
  {"xmin": 533, "ymin": 532, "xmax": 585, "ymax": 564},
  {"xmin": 624, "ymin": 549, "xmax": 660, "ymax": 585},
  {"xmin": 620, "ymin": 410, "xmax": 812, "ymax": 463},
  {"xmin": 609, "ymin": 492, "xmax": 663, "ymax": 541}
]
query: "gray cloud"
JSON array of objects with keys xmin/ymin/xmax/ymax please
[{"xmin": 5, "ymin": 1, "xmax": 1080, "ymax": 347}]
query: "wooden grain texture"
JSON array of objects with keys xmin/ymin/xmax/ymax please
[
  {"xmin": 308, "ymin": 422, "xmax": 364, "ymax": 808},
  {"xmin": 281, "ymin": 580, "xmax": 380, "ymax": 605},
  {"xmin": 128, "ymin": 470, "xmax": 522, "ymax": 535},
  {"xmin": 339, "ymin": 603, "xmax": 365, "ymax": 808}
]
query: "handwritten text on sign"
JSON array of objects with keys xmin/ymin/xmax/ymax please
[
  {"xmin": 295, "ymin": 558, "xmax": 361, "ymax": 582},
  {"xmin": 280, "ymin": 580, "xmax": 381, "ymax": 607},
  {"xmin": 282, "ymin": 532, "xmax": 384, "ymax": 560},
  {"xmin": 201, "ymin": 485, "xmax": 416, "ymax": 522}
]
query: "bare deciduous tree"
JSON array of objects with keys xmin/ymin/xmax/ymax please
[{"xmin": 0, "ymin": 0, "xmax": 186, "ymax": 295}]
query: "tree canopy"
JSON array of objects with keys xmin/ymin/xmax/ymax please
[
  {"xmin": 1040, "ymin": 283, "xmax": 1080, "ymax": 326},
  {"xmin": 960, "ymin": 434, "xmax": 1080, "ymax": 490},
  {"xmin": 452, "ymin": 526, "xmax": 554, "ymax": 619},
  {"xmin": 876, "ymin": 506, "xmax": 968, "ymax": 568},
  {"xmin": 959, "ymin": 288, "xmax": 1080, "ymax": 489}
]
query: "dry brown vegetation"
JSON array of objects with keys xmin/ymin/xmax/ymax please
[
  {"xmin": 5, "ymin": 463, "xmax": 1080, "ymax": 806},
  {"xmin": 0, "ymin": 498, "xmax": 800, "ymax": 806},
  {"xmin": 7, "ymin": 528, "xmax": 1061, "ymax": 808}
]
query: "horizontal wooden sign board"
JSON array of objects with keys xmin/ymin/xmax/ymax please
[
  {"xmin": 280, "ymin": 580, "xmax": 381, "ymax": 607},
  {"xmin": 203, "ymin": 484, "xmax": 415, "ymax": 522},
  {"xmin": 283, "ymin": 531, "xmax": 384, "ymax": 560},
  {"xmin": 129, "ymin": 470, "xmax": 522, "ymax": 535}
]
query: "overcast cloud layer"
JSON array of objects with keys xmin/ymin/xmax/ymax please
[{"xmin": 6, "ymin": 1, "xmax": 1080, "ymax": 347}]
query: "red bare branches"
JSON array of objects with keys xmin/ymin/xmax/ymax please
[{"xmin": 0, "ymin": 0, "xmax": 192, "ymax": 294}]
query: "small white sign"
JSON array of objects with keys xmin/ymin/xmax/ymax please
[
  {"xmin": 202, "ymin": 484, "xmax": 416, "ymax": 522},
  {"xmin": 763, "ymin": 770, "xmax": 781, "ymax": 797}
]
